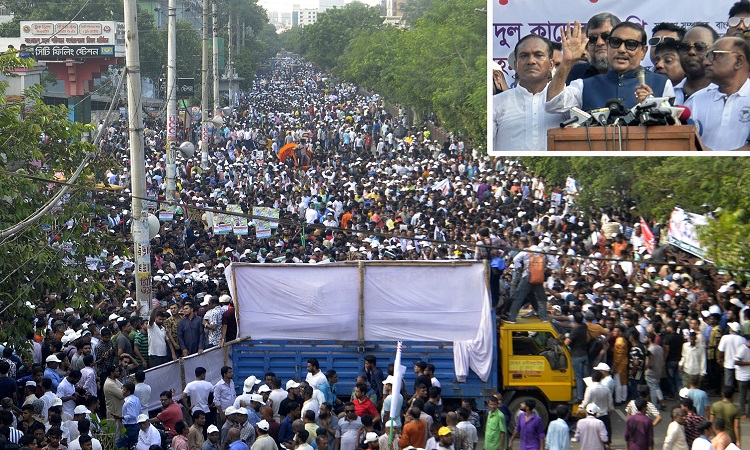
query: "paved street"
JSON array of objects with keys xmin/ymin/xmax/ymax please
[{"xmin": 499, "ymin": 396, "xmax": 750, "ymax": 449}]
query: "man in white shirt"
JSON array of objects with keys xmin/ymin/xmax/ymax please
[
  {"xmin": 493, "ymin": 34, "xmax": 565, "ymax": 151},
  {"xmin": 267, "ymin": 377, "xmax": 287, "ymax": 422},
  {"xmin": 182, "ymin": 367, "xmax": 214, "ymax": 415},
  {"xmin": 718, "ymin": 321, "xmax": 747, "ymax": 389},
  {"xmin": 148, "ymin": 307, "xmax": 172, "ymax": 367},
  {"xmin": 685, "ymin": 36, "xmax": 750, "ymax": 150},
  {"xmin": 662, "ymin": 407, "xmax": 688, "ymax": 450},
  {"xmin": 305, "ymin": 359, "xmax": 327, "ymax": 390},
  {"xmin": 136, "ymin": 413, "xmax": 162, "ymax": 450}
]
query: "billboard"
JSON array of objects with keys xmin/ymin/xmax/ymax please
[
  {"xmin": 668, "ymin": 207, "xmax": 708, "ymax": 259},
  {"xmin": 20, "ymin": 21, "xmax": 125, "ymax": 59}
]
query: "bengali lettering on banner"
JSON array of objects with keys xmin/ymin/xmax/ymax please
[
  {"xmin": 492, "ymin": 1, "xmax": 724, "ymax": 80},
  {"xmin": 668, "ymin": 207, "xmax": 708, "ymax": 259}
]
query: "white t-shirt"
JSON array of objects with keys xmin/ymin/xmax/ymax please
[
  {"xmin": 68, "ymin": 436, "xmax": 103, "ymax": 450},
  {"xmin": 736, "ymin": 344, "xmax": 750, "ymax": 382},
  {"xmin": 305, "ymin": 371, "xmax": 326, "ymax": 390},
  {"xmin": 57, "ymin": 378, "xmax": 77, "ymax": 418},
  {"xmin": 183, "ymin": 379, "xmax": 214, "ymax": 413},
  {"xmin": 718, "ymin": 333, "xmax": 747, "ymax": 369},
  {"xmin": 148, "ymin": 322, "xmax": 168, "ymax": 357}
]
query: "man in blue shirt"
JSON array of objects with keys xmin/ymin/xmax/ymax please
[
  {"xmin": 319, "ymin": 370, "xmax": 340, "ymax": 407},
  {"xmin": 178, "ymin": 302, "xmax": 205, "ymax": 356},
  {"xmin": 545, "ymin": 405, "xmax": 570, "ymax": 450},
  {"xmin": 44, "ymin": 355, "xmax": 63, "ymax": 393},
  {"xmin": 227, "ymin": 427, "xmax": 250, "ymax": 450},
  {"xmin": 116, "ymin": 382, "xmax": 141, "ymax": 449}
]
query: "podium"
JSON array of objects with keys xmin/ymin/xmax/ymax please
[{"xmin": 547, "ymin": 125, "xmax": 702, "ymax": 151}]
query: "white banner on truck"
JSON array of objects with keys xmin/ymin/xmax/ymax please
[{"xmin": 225, "ymin": 261, "xmax": 494, "ymax": 382}]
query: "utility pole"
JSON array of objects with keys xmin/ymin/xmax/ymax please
[
  {"xmin": 227, "ymin": 13, "xmax": 233, "ymax": 107},
  {"xmin": 124, "ymin": 0, "xmax": 152, "ymax": 315},
  {"xmin": 212, "ymin": 0, "xmax": 220, "ymax": 115},
  {"xmin": 201, "ymin": 0, "xmax": 210, "ymax": 169},
  {"xmin": 165, "ymin": 0, "xmax": 177, "ymax": 203}
]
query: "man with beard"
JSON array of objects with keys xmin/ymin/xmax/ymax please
[
  {"xmin": 674, "ymin": 24, "xmax": 719, "ymax": 104},
  {"xmin": 566, "ymin": 12, "xmax": 621, "ymax": 83}
]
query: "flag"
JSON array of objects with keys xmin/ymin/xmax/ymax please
[
  {"xmin": 640, "ymin": 217, "xmax": 655, "ymax": 253},
  {"xmin": 430, "ymin": 179, "xmax": 451, "ymax": 197},
  {"xmin": 388, "ymin": 341, "xmax": 406, "ymax": 446}
]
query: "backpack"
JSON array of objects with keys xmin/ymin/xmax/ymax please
[{"xmin": 528, "ymin": 254, "xmax": 545, "ymax": 284}]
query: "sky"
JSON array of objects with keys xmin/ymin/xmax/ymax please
[{"xmin": 257, "ymin": 0, "xmax": 382, "ymax": 15}]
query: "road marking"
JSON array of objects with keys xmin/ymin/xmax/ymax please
[{"xmin": 615, "ymin": 408, "xmax": 627, "ymax": 421}]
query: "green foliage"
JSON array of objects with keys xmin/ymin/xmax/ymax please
[
  {"xmin": 0, "ymin": 52, "xmax": 120, "ymax": 350},
  {"xmin": 336, "ymin": 0, "xmax": 486, "ymax": 146},
  {"xmin": 400, "ymin": 0, "xmax": 432, "ymax": 26},
  {"xmin": 522, "ymin": 156, "xmax": 750, "ymax": 270},
  {"xmin": 299, "ymin": 2, "xmax": 384, "ymax": 70},
  {"xmin": 139, "ymin": 19, "xmax": 203, "ymax": 85}
]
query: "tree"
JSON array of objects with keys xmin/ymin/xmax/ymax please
[
  {"xmin": 521, "ymin": 156, "xmax": 750, "ymax": 271},
  {"xmin": 336, "ymin": 0, "xmax": 486, "ymax": 146},
  {"xmin": 0, "ymin": 52, "xmax": 122, "ymax": 349},
  {"xmin": 139, "ymin": 19, "xmax": 203, "ymax": 87},
  {"xmin": 299, "ymin": 2, "xmax": 383, "ymax": 70}
]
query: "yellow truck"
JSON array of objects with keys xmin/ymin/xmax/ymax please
[{"xmin": 499, "ymin": 316, "xmax": 578, "ymax": 426}]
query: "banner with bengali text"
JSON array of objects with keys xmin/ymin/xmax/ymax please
[{"xmin": 492, "ymin": 1, "xmax": 724, "ymax": 81}]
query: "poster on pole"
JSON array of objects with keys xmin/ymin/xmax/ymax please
[
  {"xmin": 228, "ymin": 204, "xmax": 248, "ymax": 235},
  {"xmin": 213, "ymin": 208, "xmax": 233, "ymax": 235},
  {"xmin": 253, "ymin": 206, "xmax": 279, "ymax": 239}
]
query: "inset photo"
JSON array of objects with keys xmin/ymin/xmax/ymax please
[{"xmin": 490, "ymin": 0, "xmax": 750, "ymax": 152}]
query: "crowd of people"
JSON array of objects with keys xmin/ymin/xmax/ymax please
[
  {"xmin": 493, "ymin": 1, "xmax": 750, "ymax": 151},
  {"xmin": 1, "ymin": 38, "xmax": 749, "ymax": 450}
]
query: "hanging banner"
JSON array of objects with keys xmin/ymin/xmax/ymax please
[
  {"xmin": 492, "ymin": 1, "xmax": 724, "ymax": 81},
  {"xmin": 668, "ymin": 207, "xmax": 708, "ymax": 259}
]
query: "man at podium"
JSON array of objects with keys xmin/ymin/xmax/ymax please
[{"xmin": 546, "ymin": 21, "xmax": 674, "ymax": 113}]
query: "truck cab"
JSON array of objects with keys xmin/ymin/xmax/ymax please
[{"xmin": 499, "ymin": 317, "xmax": 576, "ymax": 426}]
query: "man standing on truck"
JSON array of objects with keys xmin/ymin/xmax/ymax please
[
  {"xmin": 503, "ymin": 236, "xmax": 556, "ymax": 324},
  {"xmin": 507, "ymin": 399, "xmax": 545, "ymax": 450}
]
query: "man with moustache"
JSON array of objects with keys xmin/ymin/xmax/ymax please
[
  {"xmin": 493, "ymin": 34, "xmax": 565, "ymax": 151},
  {"xmin": 673, "ymin": 24, "xmax": 719, "ymax": 104}
]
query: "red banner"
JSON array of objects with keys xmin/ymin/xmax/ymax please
[{"xmin": 640, "ymin": 217, "xmax": 655, "ymax": 254}]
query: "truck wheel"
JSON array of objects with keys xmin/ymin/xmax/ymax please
[{"xmin": 507, "ymin": 396, "xmax": 549, "ymax": 429}]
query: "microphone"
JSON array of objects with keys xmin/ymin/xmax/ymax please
[
  {"xmin": 635, "ymin": 67, "xmax": 646, "ymax": 86},
  {"xmin": 678, "ymin": 106, "xmax": 691, "ymax": 123},
  {"xmin": 589, "ymin": 108, "xmax": 610, "ymax": 126},
  {"xmin": 560, "ymin": 107, "xmax": 592, "ymax": 128},
  {"xmin": 606, "ymin": 98, "xmax": 637, "ymax": 125}
]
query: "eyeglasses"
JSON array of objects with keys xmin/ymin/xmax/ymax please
[
  {"xmin": 705, "ymin": 50, "xmax": 741, "ymax": 62},
  {"xmin": 677, "ymin": 42, "xmax": 710, "ymax": 55},
  {"xmin": 345, "ymin": 410, "xmax": 355, "ymax": 413},
  {"xmin": 728, "ymin": 16, "xmax": 750, "ymax": 28},
  {"xmin": 587, "ymin": 32, "xmax": 610, "ymax": 46},
  {"xmin": 648, "ymin": 36, "xmax": 678, "ymax": 46},
  {"xmin": 608, "ymin": 37, "xmax": 644, "ymax": 51}
]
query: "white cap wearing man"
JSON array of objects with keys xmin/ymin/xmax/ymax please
[
  {"xmin": 574, "ymin": 404, "xmax": 608, "ymax": 450},
  {"xmin": 136, "ymin": 413, "xmax": 161, "ymax": 450},
  {"xmin": 252, "ymin": 420, "xmax": 277, "ymax": 450},
  {"xmin": 718, "ymin": 321, "xmax": 747, "ymax": 389}
]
